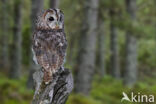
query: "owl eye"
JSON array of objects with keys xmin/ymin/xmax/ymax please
[{"xmin": 48, "ymin": 17, "xmax": 54, "ymax": 21}]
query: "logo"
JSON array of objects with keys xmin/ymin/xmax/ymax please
[{"xmin": 121, "ymin": 92, "xmax": 155, "ymax": 103}]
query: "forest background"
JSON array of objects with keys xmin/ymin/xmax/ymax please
[{"xmin": 0, "ymin": 0, "xmax": 156, "ymax": 104}]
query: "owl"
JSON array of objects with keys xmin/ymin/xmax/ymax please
[{"xmin": 32, "ymin": 9, "xmax": 67, "ymax": 84}]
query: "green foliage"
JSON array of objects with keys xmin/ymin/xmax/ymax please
[
  {"xmin": 138, "ymin": 39, "xmax": 156, "ymax": 68},
  {"xmin": 0, "ymin": 74, "xmax": 156, "ymax": 104},
  {"xmin": 91, "ymin": 76, "xmax": 124, "ymax": 104},
  {"xmin": 0, "ymin": 73, "xmax": 33, "ymax": 104},
  {"xmin": 22, "ymin": 24, "xmax": 31, "ymax": 65},
  {"xmin": 66, "ymin": 76, "xmax": 156, "ymax": 104},
  {"xmin": 66, "ymin": 94, "xmax": 102, "ymax": 104}
]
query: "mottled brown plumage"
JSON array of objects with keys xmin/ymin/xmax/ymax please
[{"xmin": 32, "ymin": 9, "xmax": 67, "ymax": 84}]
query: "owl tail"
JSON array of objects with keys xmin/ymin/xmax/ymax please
[{"xmin": 43, "ymin": 69, "xmax": 53, "ymax": 84}]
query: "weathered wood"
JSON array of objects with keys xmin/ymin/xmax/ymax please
[{"xmin": 32, "ymin": 68, "xmax": 74, "ymax": 104}]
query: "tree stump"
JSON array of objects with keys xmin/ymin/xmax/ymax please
[{"xmin": 32, "ymin": 68, "xmax": 74, "ymax": 104}]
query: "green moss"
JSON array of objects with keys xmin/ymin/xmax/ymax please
[
  {"xmin": 90, "ymin": 75, "xmax": 156, "ymax": 104},
  {"xmin": 66, "ymin": 94, "xmax": 102, "ymax": 104},
  {"xmin": 0, "ymin": 74, "xmax": 33, "ymax": 104},
  {"xmin": 0, "ymin": 73, "xmax": 156, "ymax": 104}
]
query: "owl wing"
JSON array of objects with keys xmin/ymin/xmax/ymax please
[
  {"xmin": 55, "ymin": 32, "xmax": 67, "ymax": 67},
  {"xmin": 32, "ymin": 36, "xmax": 48, "ymax": 70},
  {"xmin": 33, "ymin": 33, "xmax": 57, "ymax": 71},
  {"xmin": 32, "ymin": 31, "xmax": 67, "ymax": 82}
]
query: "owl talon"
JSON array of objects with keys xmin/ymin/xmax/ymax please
[{"xmin": 45, "ymin": 81, "xmax": 50, "ymax": 85}]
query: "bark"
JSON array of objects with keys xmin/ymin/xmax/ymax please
[
  {"xmin": 50, "ymin": 0, "xmax": 60, "ymax": 8},
  {"xmin": 27, "ymin": 0, "xmax": 43, "ymax": 89},
  {"xmin": 124, "ymin": 0, "xmax": 138, "ymax": 87},
  {"xmin": 97, "ymin": 18, "xmax": 105, "ymax": 77},
  {"xmin": 109, "ymin": 9, "xmax": 120, "ymax": 78},
  {"xmin": 74, "ymin": 0, "xmax": 99, "ymax": 95},
  {"xmin": 0, "ymin": 0, "xmax": 9, "ymax": 69},
  {"xmin": 32, "ymin": 68, "xmax": 73, "ymax": 104},
  {"xmin": 9, "ymin": 0, "xmax": 22, "ymax": 79}
]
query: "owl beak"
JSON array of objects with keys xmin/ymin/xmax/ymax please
[{"xmin": 55, "ymin": 22, "xmax": 59, "ymax": 29}]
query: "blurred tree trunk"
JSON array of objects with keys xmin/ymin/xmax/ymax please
[
  {"xmin": 155, "ymin": 1, "xmax": 156, "ymax": 56},
  {"xmin": 9, "ymin": 0, "xmax": 22, "ymax": 79},
  {"xmin": 124, "ymin": 0, "xmax": 138, "ymax": 87},
  {"xmin": 0, "ymin": 0, "xmax": 9, "ymax": 69},
  {"xmin": 50, "ymin": 0, "xmax": 59, "ymax": 8},
  {"xmin": 109, "ymin": 9, "xmax": 120, "ymax": 78},
  {"xmin": 74, "ymin": 0, "xmax": 99, "ymax": 95},
  {"xmin": 27, "ymin": 0, "xmax": 43, "ymax": 89},
  {"xmin": 97, "ymin": 18, "xmax": 105, "ymax": 77}
]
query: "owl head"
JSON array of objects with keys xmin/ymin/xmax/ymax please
[{"xmin": 37, "ymin": 8, "xmax": 64, "ymax": 30}]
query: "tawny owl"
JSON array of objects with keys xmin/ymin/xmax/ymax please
[{"xmin": 32, "ymin": 9, "xmax": 67, "ymax": 84}]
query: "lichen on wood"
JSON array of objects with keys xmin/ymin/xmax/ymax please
[{"xmin": 32, "ymin": 68, "xmax": 74, "ymax": 104}]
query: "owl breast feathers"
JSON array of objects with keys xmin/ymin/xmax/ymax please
[{"xmin": 32, "ymin": 9, "xmax": 67, "ymax": 84}]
